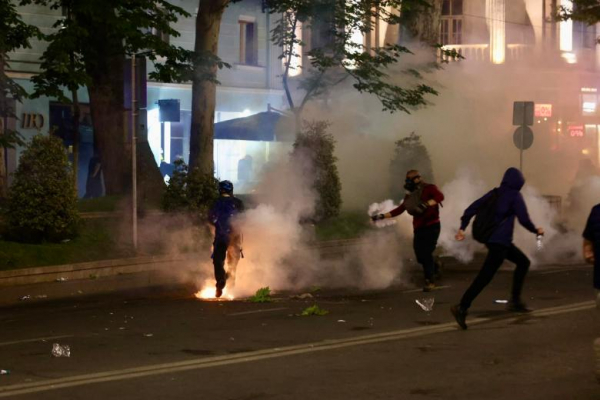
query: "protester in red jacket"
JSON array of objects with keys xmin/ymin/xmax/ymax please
[{"xmin": 372, "ymin": 170, "xmax": 445, "ymax": 291}]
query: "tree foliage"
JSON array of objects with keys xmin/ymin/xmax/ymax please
[
  {"xmin": 4, "ymin": 135, "xmax": 80, "ymax": 242},
  {"xmin": 559, "ymin": 0, "xmax": 600, "ymax": 25},
  {"xmin": 22, "ymin": 0, "xmax": 199, "ymax": 100},
  {"xmin": 0, "ymin": 0, "xmax": 40, "ymax": 148},
  {"xmin": 292, "ymin": 120, "xmax": 342, "ymax": 221},
  {"xmin": 267, "ymin": 0, "xmax": 459, "ymax": 119},
  {"xmin": 389, "ymin": 132, "xmax": 434, "ymax": 199},
  {"xmin": 19, "ymin": 0, "xmax": 205, "ymax": 195}
]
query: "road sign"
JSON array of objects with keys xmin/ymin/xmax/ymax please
[
  {"xmin": 513, "ymin": 126, "xmax": 534, "ymax": 150},
  {"xmin": 513, "ymin": 101, "xmax": 534, "ymax": 126}
]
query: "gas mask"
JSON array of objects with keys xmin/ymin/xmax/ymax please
[{"xmin": 404, "ymin": 176, "xmax": 420, "ymax": 192}]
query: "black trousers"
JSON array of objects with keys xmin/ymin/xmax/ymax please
[
  {"xmin": 413, "ymin": 223, "xmax": 441, "ymax": 282},
  {"xmin": 213, "ymin": 235, "xmax": 241, "ymax": 289},
  {"xmin": 459, "ymin": 243, "xmax": 530, "ymax": 310}
]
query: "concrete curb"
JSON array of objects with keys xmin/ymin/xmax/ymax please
[
  {"xmin": 0, "ymin": 240, "xmax": 357, "ymax": 288},
  {"xmin": 0, "ymin": 255, "xmax": 191, "ymax": 287},
  {"xmin": 0, "ymin": 238, "xmax": 581, "ymax": 288}
]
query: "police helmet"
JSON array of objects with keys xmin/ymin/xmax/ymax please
[{"xmin": 219, "ymin": 180, "xmax": 234, "ymax": 194}]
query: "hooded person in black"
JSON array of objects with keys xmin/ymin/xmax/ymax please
[
  {"xmin": 582, "ymin": 204, "xmax": 600, "ymax": 382},
  {"xmin": 451, "ymin": 168, "xmax": 544, "ymax": 329}
]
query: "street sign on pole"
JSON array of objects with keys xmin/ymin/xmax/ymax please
[
  {"xmin": 513, "ymin": 126, "xmax": 534, "ymax": 150},
  {"xmin": 512, "ymin": 101, "xmax": 534, "ymax": 172},
  {"xmin": 513, "ymin": 101, "xmax": 534, "ymax": 126}
]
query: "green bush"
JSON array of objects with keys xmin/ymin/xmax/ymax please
[
  {"xmin": 161, "ymin": 159, "xmax": 219, "ymax": 219},
  {"xmin": 4, "ymin": 135, "xmax": 80, "ymax": 242},
  {"xmin": 389, "ymin": 132, "xmax": 434, "ymax": 199},
  {"xmin": 249, "ymin": 287, "xmax": 272, "ymax": 303},
  {"xmin": 292, "ymin": 120, "xmax": 342, "ymax": 221}
]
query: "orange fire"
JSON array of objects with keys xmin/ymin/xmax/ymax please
[{"xmin": 194, "ymin": 279, "xmax": 235, "ymax": 301}]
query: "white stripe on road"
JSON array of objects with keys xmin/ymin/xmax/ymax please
[
  {"xmin": 0, "ymin": 335, "xmax": 73, "ymax": 347},
  {"xmin": 535, "ymin": 266, "xmax": 590, "ymax": 275},
  {"xmin": 0, "ymin": 300, "xmax": 594, "ymax": 398},
  {"xmin": 402, "ymin": 285, "xmax": 451, "ymax": 294},
  {"xmin": 227, "ymin": 307, "xmax": 289, "ymax": 316}
]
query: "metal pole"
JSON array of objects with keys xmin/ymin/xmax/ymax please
[
  {"xmin": 520, "ymin": 125, "xmax": 524, "ymax": 172},
  {"xmin": 131, "ymin": 54, "xmax": 138, "ymax": 250}
]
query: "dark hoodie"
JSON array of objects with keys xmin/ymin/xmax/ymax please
[
  {"xmin": 582, "ymin": 204, "xmax": 600, "ymax": 289},
  {"xmin": 459, "ymin": 168, "xmax": 537, "ymax": 246}
]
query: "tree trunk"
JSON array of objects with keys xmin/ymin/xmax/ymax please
[
  {"xmin": 189, "ymin": 0, "xmax": 229, "ymax": 175},
  {"xmin": 0, "ymin": 55, "xmax": 7, "ymax": 199},
  {"xmin": 0, "ymin": 123, "xmax": 6, "ymax": 199},
  {"xmin": 87, "ymin": 55, "xmax": 129, "ymax": 195},
  {"xmin": 401, "ymin": 1, "xmax": 442, "ymax": 45}
]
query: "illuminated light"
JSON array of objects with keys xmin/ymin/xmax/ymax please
[
  {"xmin": 561, "ymin": 52, "xmax": 577, "ymax": 64},
  {"xmin": 537, "ymin": 120, "xmax": 541, "ymax": 124},
  {"xmin": 344, "ymin": 1, "xmax": 364, "ymax": 70},
  {"xmin": 568, "ymin": 125, "xmax": 585, "ymax": 137},
  {"xmin": 558, "ymin": 120, "xmax": 562, "ymax": 124},
  {"xmin": 147, "ymin": 108, "xmax": 162, "ymax": 166},
  {"xmin": 581, "ymin": 87, "xmax": 598, "ymax": 93},
  {"xmin": 282, "ymin": 17, "xmax": 303, "ymax": 77},
  {"xmin": 241, "ymin": 109, "xmax": 251, "ymax": 117},
  {"xmin": 558, "ymin": 128, "xmax": 561, "ymax": 132},
  {"xmin": 535, "ymin": 104, "xmax": 553, "ymax": 117},
  {"xmin": 583, "ymin": 101, "xmax": 597, "ymax": 114},
  {"xmin": 487, "ymin": 0, "xmax": 506, "ymax": 64},
  {"xmin": 582, "ymin": 149, "xmax": 591, "ymax": 155},
  {"xmin": 544, "ymin": 118, "xmax": 548, "ymax": 121},
  {"xmin": 164, "ymin": 122, "xmax": 171, "ymax": 163},
  {"xmin": 560, "ymin": 0, "xmax": 573, "ymax": 52}
]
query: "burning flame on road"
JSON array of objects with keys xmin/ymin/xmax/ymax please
[{"xmin": 194, "ymin": 279, "xmax": 235, "ymax": 301}]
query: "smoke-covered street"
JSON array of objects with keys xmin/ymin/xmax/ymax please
[{"xmin": 0, "ymin": 264, "xmax": 597, "ymax": 399}]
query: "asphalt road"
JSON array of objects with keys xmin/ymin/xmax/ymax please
[{"xmin": 0, "ymin": 265, "xmax": 598, "ymax": 399}]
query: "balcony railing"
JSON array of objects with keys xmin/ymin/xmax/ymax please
[
  {"xmin": 440, "ymin": 43, "xmax": 532, "ymax": 64},
  {"xmin": 440, "ymin": 44, "xmax": 489, "ymax": 62}
]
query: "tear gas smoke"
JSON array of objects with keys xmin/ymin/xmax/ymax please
[{"xmin": 180, "ymin": 33, "xmax": 599, "ymax": 296}]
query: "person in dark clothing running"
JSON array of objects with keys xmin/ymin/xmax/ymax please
[
  {"xmin": 451, "ymin": 167, "xmax": 544, "ymax": 329},
  {"xmin": 372, "ymin": 170, "xmax": 445, "ymax": 292},
  {"xmin": 582, "ymin": 204, "xmax": 600, "ymax": 382},
  {"xmin": 208, "ymin": 180, "xmax": 245, "ymax": 298}
]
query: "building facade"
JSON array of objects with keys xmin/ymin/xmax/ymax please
[
  {"xmin": 438, "ymin": 0, "xmax": 600, "ymax": 167},
  {"xmin": 4, "ymin": 0, "xmax": 600, "ymax": 196},
  {"xmin": 4, "ymin": 0, "xmax": 286, "ymax": 196}
]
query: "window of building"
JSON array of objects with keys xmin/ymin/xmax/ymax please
[
  {"xmin": 440, "ymin": 0, "xmax": 463, "ymax": 45},
  {"xmin": 582, "ymin": 93, "xmax": 598, "ymax": 116},
  {"xmin": 442, "ymin": 0, "xmax": 463, "ymax": 16},
  {"xmin": 310, "ymin": 6, "xmax": 336, "ymax": 51},
  {"xmin": 582, "ymin": 23, "xmax": 597, "ymax": 49},
  {"xmin": 239, "ymin": 20, "xmax": 258, "ymax": 65},
  {"xmin": 151, "ymin": 27, "xmax": 170, "ymax": 45}
]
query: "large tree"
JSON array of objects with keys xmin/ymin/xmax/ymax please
[
  {"xmin": 189, "ymin": 0, "xmax": 232, "ymax": 175},
  {"xmin": 187, "ymin": 0, "xmax": 457, "ymax": 175},
  {"xmin": 0, "ymin": 0, "xmax": 39, "ymax": 198},
  {"xmin": 21, "ymin": 0, "xmax": 197, "ymax": 197}
]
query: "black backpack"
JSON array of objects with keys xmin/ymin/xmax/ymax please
[{"xmin": 472, "ymin": 189, "xmax": 501, "ymax": 243}]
